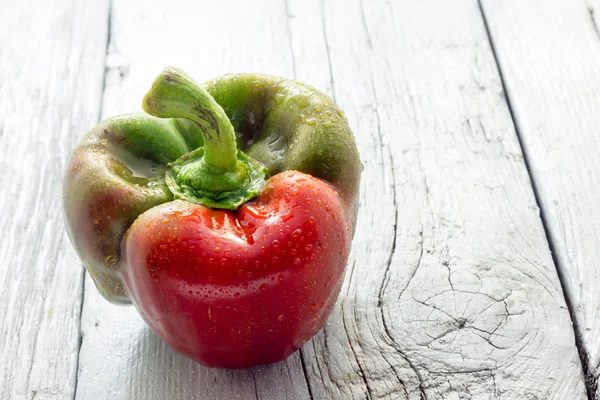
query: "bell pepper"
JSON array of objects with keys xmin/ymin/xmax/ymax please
[{"xmin": 63, "ymin": 67, "xmax": 361, "ymax": 368}]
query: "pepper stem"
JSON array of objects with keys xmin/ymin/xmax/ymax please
[
  {"xmin": 142, "ymin": 67, "xmax": 267, "ymax": 210},
  {"xmin": 142, "ymin": 67, "xmax": 237, "ymax": 172}
]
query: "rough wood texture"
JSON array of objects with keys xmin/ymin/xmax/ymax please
[
  {"xmin": 71, "ymin": 0, "xmax": 588, "ymax": 399},
  {"xmin": 75, "ymin": 1, "xmax": 311, "ymax": 399},
  {"xmin": 480, "ymin": 0, "xmax": 600, "ymax": 397},
  {"xmin": 294, "ymin": 0, "xmax": 586, "ymax": 398},
  {"xmin": 1, "ymin": 0, "xmax": 592, "ymax": 399},
  {"xmin": 0, "ymin": 0, "xmax": 109, "ymax": 399}
]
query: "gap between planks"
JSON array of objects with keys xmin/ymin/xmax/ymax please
[
  {"xmin": 72, "ymin": 1, "xmax": 113, "ymax": 399},
  {"xmin": 71, "ymin": 1, "xmax": 588, "ymax": 398},
  {"xmin": 477, "ymin": 1, "xmax": 593, "ymax": 399}
]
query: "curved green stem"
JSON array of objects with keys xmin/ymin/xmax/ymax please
[
  {"xmin": 141, "ymin": 67, "xmax": 267, "ymax": 210},
  {"xmin": 142, "ymin": 66, "xmax": 237, "ymax": 172}
]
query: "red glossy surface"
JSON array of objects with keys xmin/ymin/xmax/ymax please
[{"xmin": 121, "ymin": 170, "xmax": 352, "ymax": 368}]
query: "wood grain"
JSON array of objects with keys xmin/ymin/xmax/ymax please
[
  {"xmin": 480, "ymin": 0, "xmax": 600, "ymax": 397},
  {"xmin": 0, "ymin": 0, "xmax": 109, "ymax": 399},
  {"xmin": 291, "ymin": 0, "xmax": 586, "ymax": 398},
  {"xmin": 75, "ymin": 1, "xmax": 311, "ymax": 399},
  {"xmin": 70, "ymin": 0, "xmax": 587, "ymax": 399}
]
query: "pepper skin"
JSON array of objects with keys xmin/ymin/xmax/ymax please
[
  {"xmin": 63, "ymin": 67, "xmax": 361, "ymax": 367},
  {"xmin": 123, "ymin": 171, "xmax": 350, "ymax": 367}
]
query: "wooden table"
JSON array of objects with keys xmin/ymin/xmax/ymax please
[{"xmin": 2, "ymin": 0, "xmax": 599, "ymax": 398}]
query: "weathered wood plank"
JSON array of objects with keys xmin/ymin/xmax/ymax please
[
  {"xmin": 74, "ymin": 0, "xmax": 587, "ymax": 399},
  {"xmin": 0, "ymin": 0, "xmax": 109, "ymax": 399},
  {"xmin": 480, "ymin": 0, "xmax": 600, "ymax": 396},
  {"xmin": 75, "ymin": 1, "xmax": 311, "ymax": 399},
  {"xmin": 293, "ymin": 0, "xmax": 587, "ymax": 398}
]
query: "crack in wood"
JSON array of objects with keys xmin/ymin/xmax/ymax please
[
  {"xmin": 341, "ymin": 303, "xmax": 373, "ymax": 399},
  {"xmin": 71, "ymin": 267, "xmax": 86, "ymax": 400},
  {"xmin": 396, "ymin": 230, "xmax": 424, "ymax": 306},
  {"xmin": 251, "ymin": 370, "xmax": 260, "ymax": 400},
  {"xmin": 478, "ymin": 1, "xmax": 593, "ymax": 398},
  {"xmin": 588, "ymin": 4, "xmax": 600, "ymax": 41},
  {"xmin": 298, "ymin": 348, "xmax": 314, "ymax": 400},
  {"xmin": 369, "ymin": 73, "xmax": 417, "ymax": 400},
  {"xmin": 371, "ymin": 80, "xmax": 427, "ymax": 398}
]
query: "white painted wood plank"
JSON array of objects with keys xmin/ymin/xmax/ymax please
[
  {"xmin": 75, "ymin": 1, "xmax": 311, "ymax": 399},
  {"xmin": 292, "ymin": 0, "xmax": 586, "ymax": 398},
  {"xmin": 480, "ymin": 0, "xmax": 600, "ymax": 397},
  {"xmin": 74, "ymin": 1, "xmax": 587, "ymax": 399},
  {"xmin": 0, "ymin": 0, "xmax": 109, "ymax": 399}
]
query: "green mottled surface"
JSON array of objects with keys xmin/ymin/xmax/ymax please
[
  {"xmin": 63, "ymin": 114, "xmax": 190, "ymax": 303},
  {"xmin": 206, "ymin": 74, "xmax": 362, "ymax": 211},
  {"xmin": 63, "ymin": 68, "xmax": 362, "ymax": 304}
]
